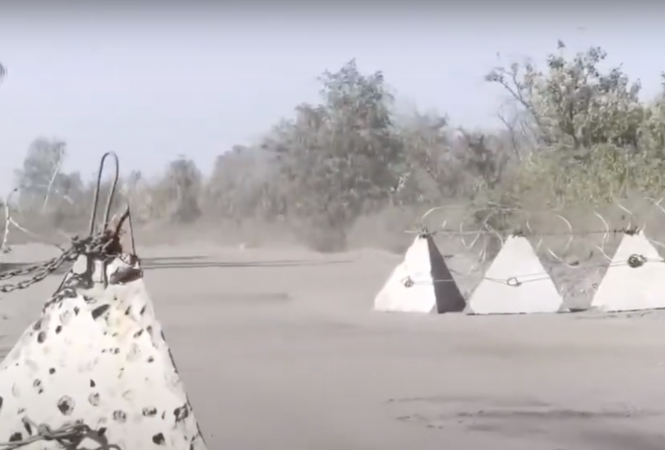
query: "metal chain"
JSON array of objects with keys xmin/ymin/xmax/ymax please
[
  {"xmin": 0, "ymin": 152, "xmax": 120, "ymax": 296},
  {"xmin": 0, "ymin": 233, "xmax": 113, "ymax": 294}
]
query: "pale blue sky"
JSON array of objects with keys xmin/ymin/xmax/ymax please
[{"xmin": 0, "ymin": 3, "xmax": 663, "ymax": 192}]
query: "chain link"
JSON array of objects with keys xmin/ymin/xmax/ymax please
[{"xmin": 0, "ymin": 233, "xmax": 113, "ymax": 294}]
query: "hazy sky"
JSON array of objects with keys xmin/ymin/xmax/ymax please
[{"xmin": 0, "ymin": 2, "xmax": 663, "ymax": 193}]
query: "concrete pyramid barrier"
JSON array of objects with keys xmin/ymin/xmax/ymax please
[
  {"xmin": 591, "ymin": 231, "xmax": 665, "ymax": 312},
  {"xmin": 0, "ymin": 223, "xmax": 207, "ymax": 449},
  {"xmin": 374, "ymin": 233, "xmax": 465, "ymax": 314},
  {"xmin": 467, "ymin": 235, "xmax": 565, "ymax": 315}
]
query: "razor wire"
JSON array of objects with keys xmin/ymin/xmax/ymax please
[
  {"xmin": 401, "ymin": 255, "xmax": 657, "ymax": 289},
  {"xmin": 399, "ymin": 198, "xmax": 665, "ymax": 295},
  {"xmin": 401, "ymin": 253, "xmax": 657, "ymax": 287},
  {"xmin": 0, "ymin": 152, "xmax": 121, "ymax": 294}
]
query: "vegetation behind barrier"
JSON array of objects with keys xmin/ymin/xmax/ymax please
[{"xmin": 3, "ymin": 41, "xmax": 665, "ymax": 254}]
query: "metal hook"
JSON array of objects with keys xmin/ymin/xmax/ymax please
[{"xmin": 88, "ymin": 152, "xmax": 120, "ymax": 237}]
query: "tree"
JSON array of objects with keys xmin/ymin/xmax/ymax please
[
  {"xmin": 486, "ymin": 42, "xmax": 648, "ymax": 203},
  {"xmin": 205, "ymin": 145, "xmax": 284, "ymax": 221},
  {"xmin": 398, "ymin": 111, "xmax": 455, "ymax": 200},
  {"xmin": 162, "ymin": 156, "xmax": 202, "ymax": 223},
  {"xmin": 14, "ymin": 138, "xmax": 68, "ymax": 212},
  {"xmin": 264, "ymin": 59, "xmax": 406, "ymax": 250},
  {"xmin": 486, "ymin": 42, "xmax": 643, "ymax": 152}
]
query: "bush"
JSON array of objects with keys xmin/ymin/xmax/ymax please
[{"xmin": 5, "ymin": 42, "xmax": 665, "ymax": 252}]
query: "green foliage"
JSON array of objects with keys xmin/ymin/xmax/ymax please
[
  {"xmin": 258, "ymin": 59, "xmax": 406, "ymax": 249},
  {"xmin": 12, "ymin": 41, "xmax": 665, "ymax": 251},
  {"xmin": 487, "ymin": 41, "xmax": 659, "ymax": 206}
]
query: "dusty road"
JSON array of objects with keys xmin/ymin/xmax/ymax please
[{"xmin": 1, "ymin": 243, "xmax": 665, "ymax": 450}]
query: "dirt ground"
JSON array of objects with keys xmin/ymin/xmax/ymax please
[{"xmin": 1, "ymin": 242, "xmax": 665, "ymax": 450}]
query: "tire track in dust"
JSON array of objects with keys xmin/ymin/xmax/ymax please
[{"xmin": 388, "ymin": 394, "xmax": 665, "ymax": 448}]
